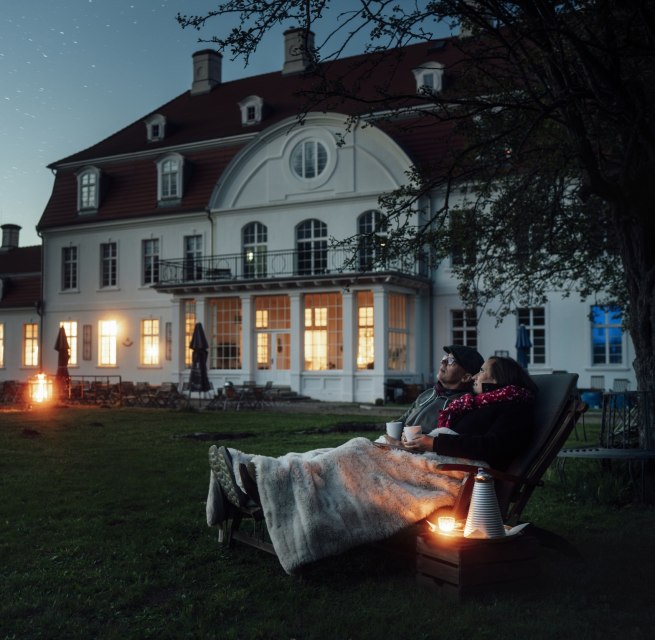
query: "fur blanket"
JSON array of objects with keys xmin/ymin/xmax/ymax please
[{"xmin": 223, "ymin": 437, "xmax": 477, "ymax": 574}]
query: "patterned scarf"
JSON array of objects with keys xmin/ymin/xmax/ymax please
[{"xmin": 437, "ymin": 384, "xmax": 534, "ymax": 429}]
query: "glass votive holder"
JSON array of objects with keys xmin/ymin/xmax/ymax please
[{"xmin": 437, "ymin": 516, "xmax": 456, "ymax": 533}]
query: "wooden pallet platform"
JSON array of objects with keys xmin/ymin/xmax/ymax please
[{"xmin": 416, "ymin": 532, "xmax": 539, "ymax": 600}]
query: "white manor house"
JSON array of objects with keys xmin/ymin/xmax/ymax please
[{"xmin": 0, "ymin": 30, "xmax": 635, "ymax": 404}]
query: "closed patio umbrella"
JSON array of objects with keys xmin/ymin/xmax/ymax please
[
  {"xmin": 189, "ymin": 322, "xmax": 211, "ymax": 404},
  {"xmin": 515, "ymin": 324, "xmax": 532, "ymax": 369},
  {"xmin": 54, "ymin": 326, "xmax": 71, "ymax": 400}
]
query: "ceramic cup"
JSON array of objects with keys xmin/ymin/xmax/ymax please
[
  {"xmin": 385, "ymin": 421, "xmax": 403, "ymax": 439},
  {"xmin": 403, "ymin": 425, "xmax": 422, "ymax": 441}
]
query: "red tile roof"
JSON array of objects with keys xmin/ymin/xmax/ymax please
[{"xmin": 38, "ymin": 36, "xmax": 467, "ymax": 233}]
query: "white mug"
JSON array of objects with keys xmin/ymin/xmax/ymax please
[
  {"xmin": 403, "ymin": 425, "xmax": 422, "ymax": 441},
  {"xmin": 385, "ymin": 421, "xmax": 403, "ymax": 439}
]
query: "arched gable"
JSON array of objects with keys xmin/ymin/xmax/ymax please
[{"xmin": 209, "ymin": 113, "xmax": 414, "ymax": 211}]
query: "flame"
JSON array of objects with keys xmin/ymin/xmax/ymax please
[{"xmin": 30, "ymin": 373, "xmax": 52, "ymax": 404}]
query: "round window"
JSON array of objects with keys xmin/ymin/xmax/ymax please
[{"xmin": 290, "ymin": 140, "xmax": 328, "ymax": 179}]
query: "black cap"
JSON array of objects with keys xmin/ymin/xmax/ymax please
[{"xmin": 443, "ymin": 345, "xmax": 484, "ymax": 375}]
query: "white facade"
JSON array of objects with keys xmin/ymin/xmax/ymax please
[{"xmin": 3, "ymin": 39, "xmax": 636, "ymax": 401}]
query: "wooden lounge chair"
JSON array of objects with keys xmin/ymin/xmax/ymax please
[
  {"xmin": 436, "ymin": 373, "xmax": 585, "ymax": 525},
  {"xmin": 210, "ymin": 373, "xmax": 585, "ymax": 559}
]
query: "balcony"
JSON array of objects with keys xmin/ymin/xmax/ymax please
[{"xmin": 154, "ymin": 247, "xmax": 430, "ymax": 294}]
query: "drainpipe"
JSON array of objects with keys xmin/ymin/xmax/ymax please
[
  {"xmin": 36, "ymin": 226, "xmax": 45, "ymax": 372},
  {"xmin": 205, "ymin": 207, "xmax": 214, "ymax": 258}
]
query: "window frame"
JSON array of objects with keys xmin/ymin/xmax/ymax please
[
  {"xmin": 98, "ymin": 319, "xmax": 118, "ymax": 367},
  {"xmin": 142, "ymin": 238, "xmax": 160, "ymax": 286},
  {"xmin": 412, "ymin": 61, "xmax": 444, "ymax": 95},
  {"xmin": 451, "ymin": 309, "xmax": 478, "ymax": 349},
  {"xmin": 23, "ymin": 322, "xmax": 39, "ymax": 368},
  {"xmin": 290, "ymin": 139, "xmax": 329, "ymax": 180},
  {"xmin": 517, "ymin": 307, "xmax": 546, "ymax": 366},
  {"xmin": 156, "ymin": 153, "xmax": 184, "ymax": 202},
  {"xmin": 357, "ymin": 210, "xmax": 387, "ymax": 271},
  {"xmin": 296, "ymin": 219, "xmax": 327, "ymax": 276},
  {"xmin": 184, "ymin": 235, "xmax": 203, "ymax": 281},
  {"xmin": 140, "ymin": 318, "xmax": 160, "ymax": 367},
  {"xmin": 100, "ymin": 241, "xmax": 118, "ymax": 289},
  {"xmin": 61, "ymin": 245, "xmax": 79, "ymax": 291},
  {"xmin": 238, "ymin": 95, "xmax": 264, "ymax": 126},
  {"xmin": 356, "ymin": 291, "xmax": 375, "ymax": 370},
  {"xmin": 388, "ymin": 294, "xmax": 408, "ymax": 371},
  {"xmin": 591, "ymin": 305, "xmax": 624, "ymax": 366},
  {"xmin": 144, "ymin": 113, "xmax": 166, "ymax": 142},
  {"xmin": 59, "ymin": 321, "xmax": 78, "ymax": 366},
  {"xmin": 75, "ymin": 166, "xmax": 100, "ymax": 213},
  {"xmin": 242, "ymin": 222, "xmax": 268, "ymax": 279}
]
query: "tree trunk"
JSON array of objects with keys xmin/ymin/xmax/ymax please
[{"xmin": 615, "ymin": 198, "xmax": 655, "ymax": 451}]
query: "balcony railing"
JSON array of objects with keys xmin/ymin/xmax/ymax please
[{"xmin": 156, "ymin": 247, "xmax": 428, "ymax": 287}]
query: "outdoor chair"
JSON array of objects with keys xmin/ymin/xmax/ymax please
[
  {"xmin": 222, "ymin": 382, "xmax": 244, "ymax": 410},
  {"xmin": 437, "ymin": 373, "xmax": 584, "ymax": 526},
  {"xmin": 210, "ymin": 373, "xmax": 585, "ymax": 561}
]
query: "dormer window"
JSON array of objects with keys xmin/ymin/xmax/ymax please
[
  {"xmin": 238, "ymin": 95, "xmax": 264, "ymax": 126},
  {"xmin": 412, "ymin": 61, "xmax": 444, "ymax": 95},
  {"xmin": 156, "ymin": 153, "xmax": 184, "ymax": 203},
  {"xmin": 145, "ymin": 113, "xmax": 166, "ymax": 142},
  {"xmin": 75, "ymin": 166, "xmax": 101, "ymax": 213}
]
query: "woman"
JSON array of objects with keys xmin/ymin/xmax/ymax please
[
  {"xmin": 403, "ymin": 355, "xmax": 537, "ymax": 470},
  {"xmin": 207, "ymin": 356, "xmax": 537, "ymax": 573}
]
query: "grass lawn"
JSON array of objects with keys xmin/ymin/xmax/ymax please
[{"xmin": 1, "ymin": 405, "xmax": 654, "ymax": 639}]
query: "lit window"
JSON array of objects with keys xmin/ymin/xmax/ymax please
[
  {"xmin": 451, "ymin": 309, "xmax": 478, "ymax": 348},
  {"xmin": 388, "ymin": 294, "xmax": 408, "ymax": 371},
  {"xmin": 62, "ymin": 246, "xmax": 78, "ymax": 291},
  {"xmin": 142, "ymin": 239, "xmax": 160, "ymax": 285},
  {"xmin": 76, "ymin": 167, "xmax": 100, "ymax": 212},
  {"xmin": 98, "ymin": 320, "xmax": 117, "ymax": 366},
  {"xmin": 304, "ymin": 293, "xmax": 342, "ymax": 371},
  {"xmin": 23, "ymin": 323, "xmax": 39, "ymax": 367},
  {"xmin": 517, "ymin": 307, "xmax": 546, "ymax": 365},
  {"xmin": 255, "ymin": 295, "xmax": 290, "ymax": 371},
  {"xmin": 156, "ymin": 153, "xmax": 184, "ymax": 202},
  {"xmin": 0, "ymin": 323, "xmax": 4, "ymax": 367},
  {"xmin": 591, "ymin": 305, "xmax": 623, "ymax": 365},
  {"xmin": 60, "ymin": 321, "xmax": 78, "ymax": 366},
  {"xmin": 243, "ymin": 222, "xmax": 267, "ymax": 278},
  {"xmin": 291, "ymin": 140, "xmax": 328, "ymax": 179},
  {"xmin": 141, "ymin": 319, "xmax": 160, "ymax": 366},
  {"xmin": 357, "ymin": 291, "xmax": 375, "ymax": 370},
  {"xmin": 100, "ymin": 242, "xmax": 117, "ymax": 288},
  {"xmin": 208, "ymin": 298, "xmax": 242, "ymax": 370},
  {"xmin": 184, "ymin": 300, "xmax": 196, "ymax": 367}
]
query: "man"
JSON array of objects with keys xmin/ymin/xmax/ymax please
[{"xmin": 396, "ymin": 345, "xmax": 484, "ymax": 434}]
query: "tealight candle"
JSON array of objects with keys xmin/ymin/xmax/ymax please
[{"xmin": 437, "ymin": 516, "xmax": 455, "ymax": 533}]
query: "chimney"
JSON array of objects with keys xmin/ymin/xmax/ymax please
[
  {"xmin": 191, "ymin": 50, "xmax": 222, "ymax": 95},
  {"xmin": 282, "ymin": 28, "xmax": 315, "ymax": 75},
  {"xmin": 0, "ymin": 224, "xmax": 20, "ymax": 251}
]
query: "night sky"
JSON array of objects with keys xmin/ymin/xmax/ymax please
[
  {"xmin": 1, "ymin": 0, "xmax": 288, "ymax": 246},
  {"xmin": 1, "ymin": 1, "xmax": 449, "ymax": 247}
]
